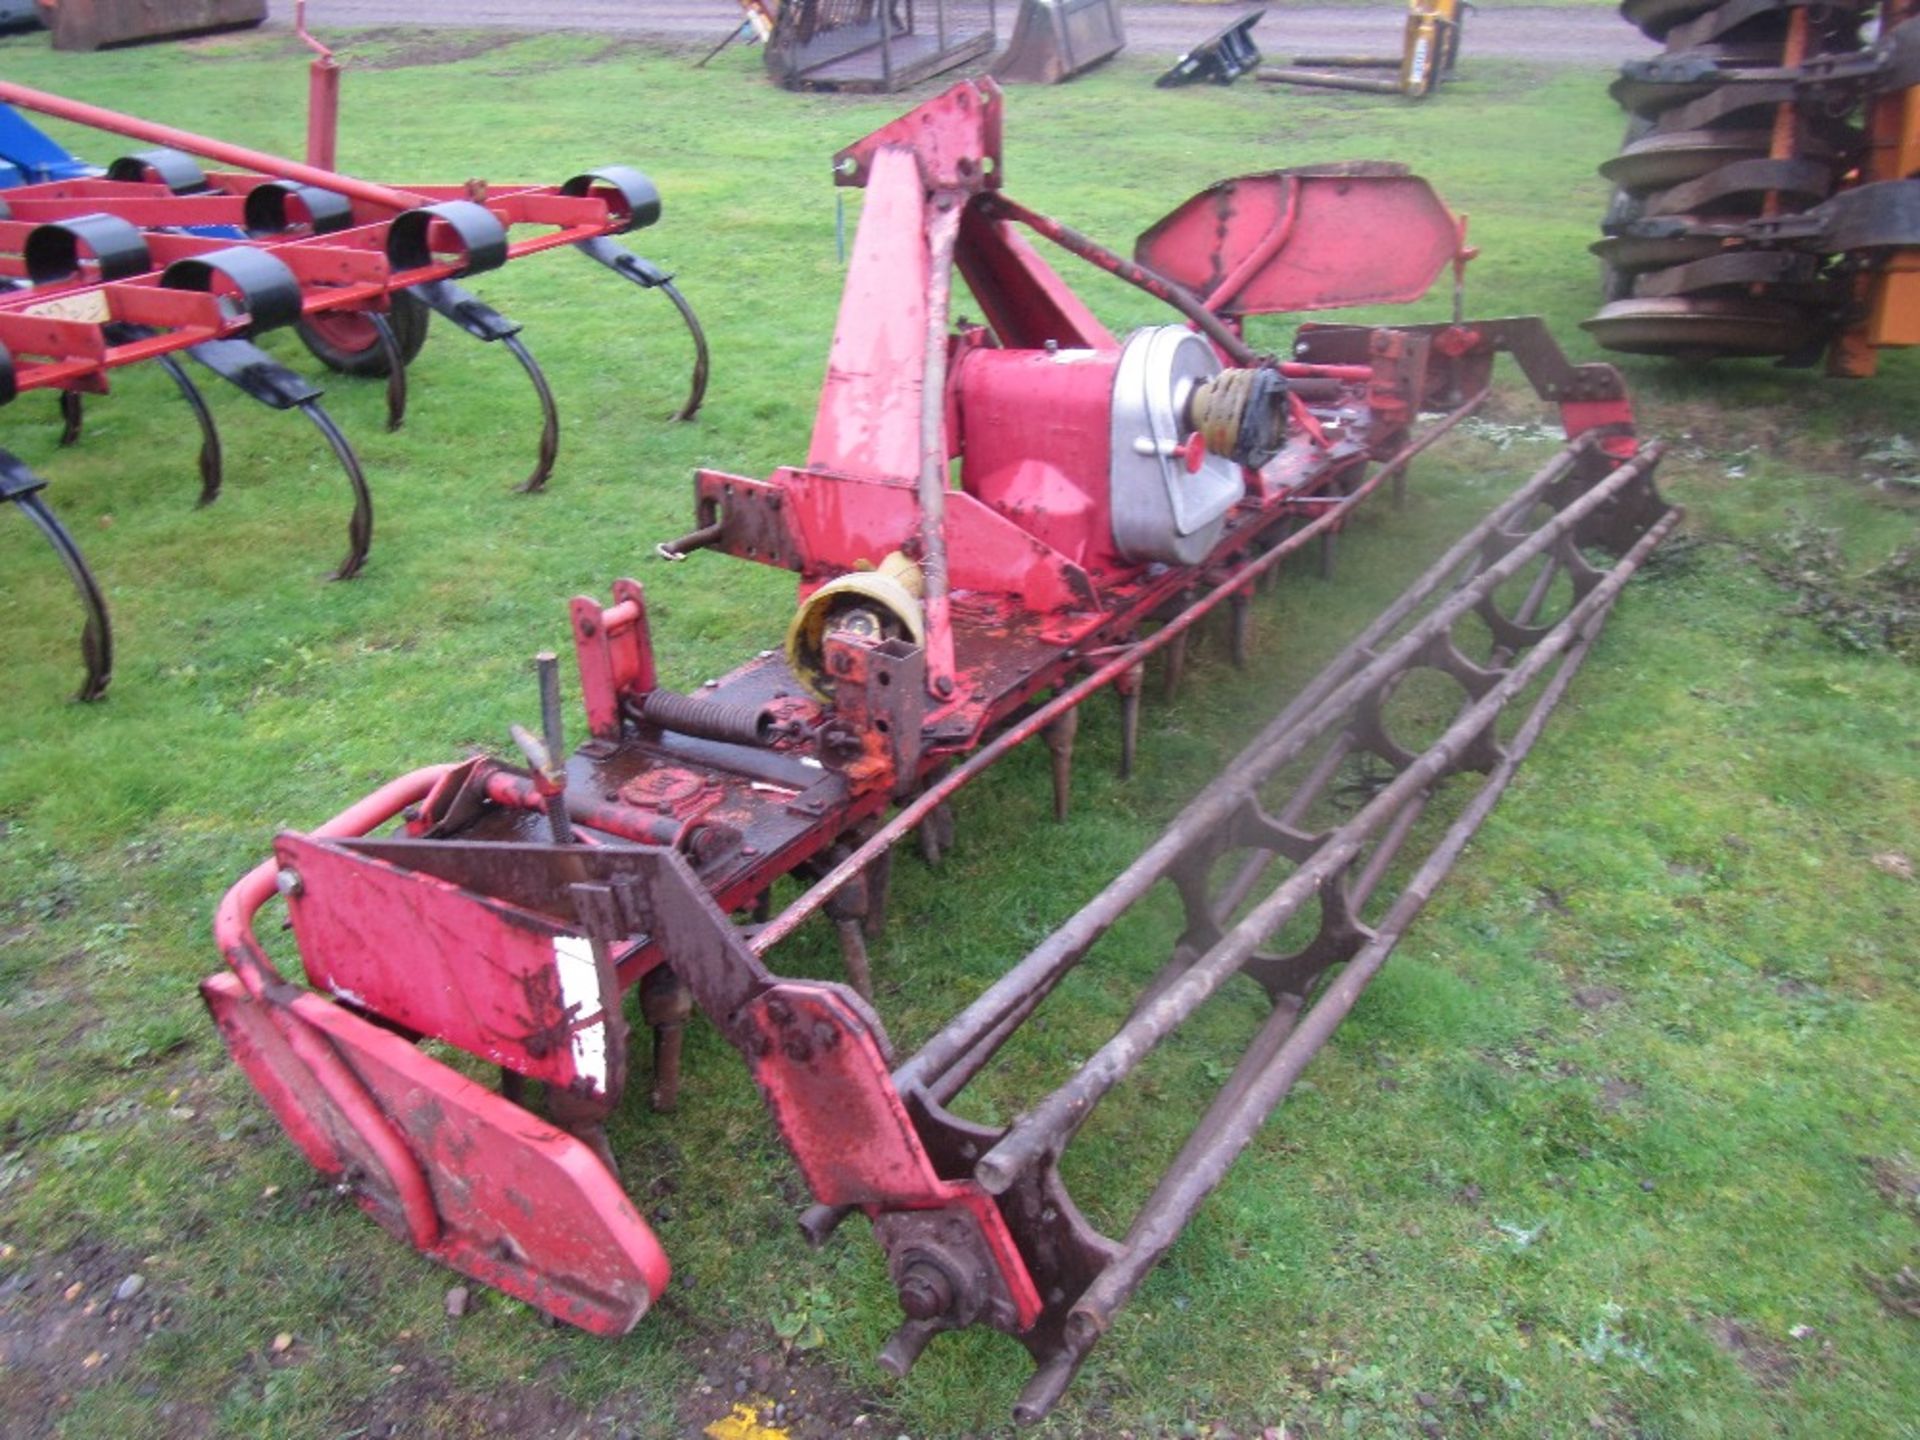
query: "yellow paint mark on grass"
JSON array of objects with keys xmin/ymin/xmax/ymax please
[{"xmin": 704, "ymin": 1401, "xmax": 791, "ymax": 1440}]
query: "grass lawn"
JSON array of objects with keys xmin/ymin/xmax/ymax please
[{"xmin": 0, "ymin": 26, "xmax": 1915, "ymax": 1440}]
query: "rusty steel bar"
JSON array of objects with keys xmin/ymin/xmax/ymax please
[
  {"xmin": 982, "ymin": 193, "xmax": 1261, "ymax": 365},
  {"xmin": 1259, "ymin": 68, "xmax": 1406, "ymax": 94},
  {"xmin": 1041, "ymin": 512, "xmax": 1680, "ymax": 1400},
  {"xmin": 971, "ymin": 467, "xmax": 1669, "ymax": 1197},
  {"xmin": 889, "ymin": 429, "xmax": 1603, "ymax": 1101},
  {"xmin": 756, "ymin": 384, "xmax": 1495, "ymax": 960},
  {"xmin": 0, "ymin": 82, "xmax": 430, "ymax": 214}
]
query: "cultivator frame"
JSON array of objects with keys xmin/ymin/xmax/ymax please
[
  {"xmin": 205, "ymin": 81, "xmax": 1675, "ymax": 1420},
  {"xmin": 0, "ymin": 82, "xmax": 708, "ymax": 700}
]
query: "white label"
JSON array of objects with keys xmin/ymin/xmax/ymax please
[
  {"xmin": 22, "ymin": 290, "xmax": 111, "ymax": 326},
  {"xmin": 552, "ymin": 935, "xmax": 608, "ymax": 1093}
]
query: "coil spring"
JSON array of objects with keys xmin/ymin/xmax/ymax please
[{"xmin": 636, "ymin": 687, "xmax": 776, "ymax": 747}]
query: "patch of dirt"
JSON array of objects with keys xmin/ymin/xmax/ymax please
[
  {"xmin": 1703, "ymin": 1316, "xmax": 1798, "ymax": 1389},
  {"xmin": 0, "ymin": 1239, "xmax": 204, "ymax": 1438},
  {"xmin": 1864, "ymin": 1155, "xmax": 1920, "ymax": 1218},
  {"xmin": 343, "ymin": 28, "xmax": 524, "ymax": 69},
  {"xmin": 1597, "ymin": 1077, "xmax": 1643, "ymax": 1112},
  {"xmin": 1861, "ymin": 1265, "xmax": 1920, "ymax": 1321},
  {"xmin": 1571, "ymin": 984, "xmax": 1626, "ymax": 1011},
  {"xmin": 676, "ymin": 1324, "xmax": 892, "ymax": 1439},
  {"xmin": 331, "ymin": 1347, "xmax": 607, "ymax": 1438}
]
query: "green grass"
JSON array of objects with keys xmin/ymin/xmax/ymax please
[{"xmin": 0, "ymin": 28, "xmax": 1916, "ymax": 1440}]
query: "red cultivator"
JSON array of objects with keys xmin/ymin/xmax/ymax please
[
  {"xmin": 0, "ymin": 82, "xmax": 707, "ymax": 701},
  {"xmin": 206, "ymin": 81, "xmax": 1676, "ymax": 1420}
]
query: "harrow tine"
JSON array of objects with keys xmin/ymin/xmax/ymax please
[
  {"xmin": 154, "ymin": 355, "xmax": 225, "ymax": 507},
  {"xmin": 572, "ymin": 236, "xmax": 711, "ymax": 422},
  {"xmin": 2, "ymin": 450, "xmax": 112, "ymax": 701},
  {"xmin": 187, "ymin": 337, "xmax": 374, "ymax": 580},
  {"xmin": 410, "ymin": 280, "xmax": 560, "ymax": 493},
  {"xmin": 57, "ymin": 389, "xmax": 83, "ymax": 447},
  {"xmin": 366, "ymin": 311, "xmax": 409, "ymax": 433}
]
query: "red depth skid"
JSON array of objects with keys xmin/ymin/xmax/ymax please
[{"xmin": 204, "ymin": 80, "xmax": 1657, "ymax": 1415}]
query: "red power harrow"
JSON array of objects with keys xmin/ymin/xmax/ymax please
[
  {"xmin": 206, "ymin": 81, "xmax": 1677, "ymax": 1420},
  {"xmin": 0, "ymin": 81, "xmax": 707, "ymax": 701}
]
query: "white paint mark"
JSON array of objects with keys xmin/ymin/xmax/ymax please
[
  {"xmin": 328, "ymin": 983, "xmax": 367, "ymax": 1008},
  {"xmin": 553, "ymin": 935, "xmax": 607, "ymax": 1093}
]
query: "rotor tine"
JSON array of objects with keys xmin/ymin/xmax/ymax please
[
  {"xmin": 296, "ymin": 399, "xmax": 375, "ymax": 580},
  {"xmin": 502, "ymin": 333, "xmax": 560, "ymax": 493},
  {"xmin": 155, "ymin": 354, "xmax": 225, "ymax": 506},
  {"xmin": 660, "ymin": 279, "xmax": 710, "ymax": 422},
  {"xmin": 1228, "ymin": 587, "xmax": 1252, "ymax": 669},
  {"xmin": 640, "ymin": 967, "xmax": 692, "ymax": 1113},
  {"xmin": 366, "ymin": 310, "xmax": 410, "ymax": 432},
  {"xmin": 57, "ymin": 389, "xmax": 83, "ymax": 447},
  {"xmin": 1160, "ymin": 620, "xmax": 1189, "ymax": 702},
  {"xmin": 4, "ymin": 452, "xmax": 113, "ymax": 701},
  {"xmin": 834, "ymin": 918, "xmax": 875, "ymax": 999},
  {"xmin": 1041, "ymin": 704, "xmax": 1078, "ymax": 822},
  {"xmin": 1115, "ymin": 662, "xmax": 1143, "ymax": 779}
]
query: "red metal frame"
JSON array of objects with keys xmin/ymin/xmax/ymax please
[
  {"xmin": 0, "ymin": 80, "xmax": 649, "ymax": 398},
  {"xmin": 203, "ymin": 79, "xmax": 1652, "ymax": 1414}
]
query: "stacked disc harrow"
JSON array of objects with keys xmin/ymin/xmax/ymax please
[
  {"xmin": 1585, "ymin": 0, "xmax": 1920, "ymax": 372},
  {"xmin": 0, "ymin": 84, "xmax": 708, "ymax": 701}
]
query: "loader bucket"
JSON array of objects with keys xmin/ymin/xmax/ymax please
[
  {"xmin": 1157, "ymin": 8, "xmax": 1265, "ymax": 86},
  {"xmin": 43, "ymin": 0, "xmax": 266, "ymax": 51},
  {"xmin": 992, "ymin": 0, "xmax": 1126, "ymax": 84}
]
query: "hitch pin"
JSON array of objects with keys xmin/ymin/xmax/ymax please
[
  {"xmin": 656, "ymin": 520, "xmax": 724, "ymax": 563},
  {"xmin": 509, "ymin": 651, "xmax": 576, "ymax": 845}
]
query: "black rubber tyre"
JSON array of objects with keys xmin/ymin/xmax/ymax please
[{"xmin": 296, "ymin": 290, "xmax": 431, "ymax": 378}]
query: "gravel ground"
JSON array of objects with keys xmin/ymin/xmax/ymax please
[{"xmin": 273, "ymin": 0, "xmax": 1656, "ymax": 65}]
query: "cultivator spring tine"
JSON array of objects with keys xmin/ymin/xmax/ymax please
[
  {"xmin": 572, "ymin": 236, "xmax": 712, "ymax": 422},
  {"xmin": 87, "ymin": 324, "xmax": 225, "ymax": 505},
  {"xmin": 187, "ymin": 337, "xmax": 373, "ymax": 580},
  {"xmin": 56, "ymin": 389, "xmax": 82, "ymax": 447},
  {"xmin": 504, "ymin": 334, "xmax": 560, "ymax": 493},
  {"xmin": 409, "ymin": 279, "xmax": 560, "ymax": 493},
  {"xmin": 154, "ymin": 355, "xmax": 225, "ymax": 507},
  {"xmin": 366, "ymin": 311, "xmax": 409, "ymax": 433},
  {"xmin": 298, "ymin": 402, "xmax": 374, "ymax": 580},
  {"xmin": 2, "ymin": 449, "xmax": 112, "ymax": 701}
]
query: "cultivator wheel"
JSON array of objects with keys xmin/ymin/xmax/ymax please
[
  {"xmin": 296, "ymin": 290, "xmax": 431, "ymax": 378},
  {"xmin": 1585, "ymin": 0, "xmax": 1920, "ymax": 372}
]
